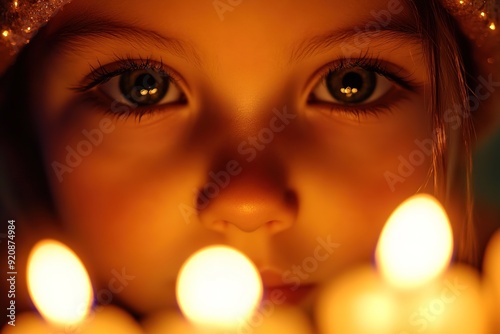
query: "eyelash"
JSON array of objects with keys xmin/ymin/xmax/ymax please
[
  {"xmin": 73, "ymin": 54, "xmax": 420, "ymax": 122},
  {"xmin": 72, "ymin": 56, "xmax": 184, "ymax": 121},
  {"xmin": 310, "ymin": 54, "xmax": 420, "ymax": 118}
]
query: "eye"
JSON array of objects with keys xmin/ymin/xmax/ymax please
[
  {"xmin": 98, "ymin": 68, "xmax": 186, "ymax": 107},
  {"xmin": 310, "ymin": 67, "xmax": 394, "ymax": 106}
]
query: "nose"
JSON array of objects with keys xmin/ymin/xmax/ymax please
[{"xmin": 197, "ymin": 159, "xmax": 297, "ymax": 234}]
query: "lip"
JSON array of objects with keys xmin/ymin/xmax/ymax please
[{"xmin": 259, "ymin": 268, "xmax": 317, "ymax": 305}]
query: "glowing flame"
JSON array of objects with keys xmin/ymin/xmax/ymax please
[
  {"xmin": 176, "ymin": 245, "xmax": 262, "ymax": 330},
  {"xmin": 27, "ymin": 239, "xmax": 93, "ymax": 326},
  {"xmin": 376, "ymin": 194, "xmax": 453, "ymax": 289}
]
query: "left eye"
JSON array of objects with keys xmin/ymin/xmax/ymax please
[
  {"xmin": 311, "ymin": 67, "xmax": 393, "ymax": 106},
  {"xmin": 99, "ymin": 69, "xmax": 185, "ymax": 107}
]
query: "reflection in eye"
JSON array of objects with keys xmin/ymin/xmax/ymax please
[
  {"xmin": 99, "ymin": 68, "xmax": 185, "ymax": 107},
  {"xmin": 308, "ymin": 57, "xmax": 419, "ymax": 118},
  {"xmin": 311, "ymin": 66, "xmax": 393, "ymax": 106},
  {"xmin": 73, "ymin": 57, "xmax": 188, "ymax": 122}
]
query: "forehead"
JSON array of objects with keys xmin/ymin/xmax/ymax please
[
  {"xmin": 46, "ymin": 0, "xmax": 419, "ymax": 63},
  {"xmin": 36, "ymin": 0, "xmax": 425, "ymax": 111}
]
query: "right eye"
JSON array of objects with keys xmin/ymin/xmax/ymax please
[
  {"xmin": 306, "ymin": 57, "xmax": 421, "ymax": 119},
  {"xmin": 99, "ymin": 68, "xmax": 186, "ymax": 107},
  {"xmin": 311, "ymin": 66, "xmax": 393, "ymax": 106}
]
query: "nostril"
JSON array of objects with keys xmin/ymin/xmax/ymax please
[
  {"xmin": 198, "ymin": 189, "xmax": 298, "ymax": 233},
  {"xmin": 196, "ymin": 159, "xmax": 298, "ymax": 234}
]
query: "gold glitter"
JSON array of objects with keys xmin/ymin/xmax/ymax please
[
  {"xmin": 440, "ymin": 0, "xmax": 499, "ymax": 50},
  {"xmin": 0, "ymin": 0, "xmax": 73, "ymax": 55}
]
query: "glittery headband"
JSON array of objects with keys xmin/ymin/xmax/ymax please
[{"xmin": 0, "ymin": 0, "xmax": 499, "ymax": 74}]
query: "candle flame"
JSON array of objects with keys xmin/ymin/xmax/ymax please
[
  {"xmin": 376, "ymin": 194, "xmax": 453, "ymax": 289},
  {"xmin": 27, "ymin": 239, "xmax": 93, "ymax": 326},
  {"xmin": 176, "ymin": 245, "xmax": 262, "ymax": 330}
]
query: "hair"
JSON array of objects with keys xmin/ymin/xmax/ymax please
[
  {"xmin": 0, "ymin": 0, "xmax": 480, "ymax": 265},
  {"xmin": 408, "ymin": 0, "xmax": 477, "ymax": 265}
]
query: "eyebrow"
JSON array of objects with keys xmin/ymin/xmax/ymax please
[
  {"xmin": 46, "ymin": 16, "xmax": 203, "ymax": 68},
  {"xmin": 288, "ymin": 14, "xmax": 422, "ymax": 63},
  {"xmin": 47, "ymin": 10, "xmax": 421, "ymax": 68}
]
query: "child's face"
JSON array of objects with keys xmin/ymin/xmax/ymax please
[{"xmin": 28, "ymin": 0, "xmax": 432, "ymax": 313}]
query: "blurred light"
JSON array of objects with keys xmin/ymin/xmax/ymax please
[
  {"xmin": 176, "ymin": 245, "xmax": 262, "ymax": 330},
  {"xmin": 27, "ymin": 239, "xmax": 93, "ymax": 327},
  {"xmin": 484, "ymin": 231, "xmax": 500, "ymax": 293},
  {"xmin": 376, "ymin": 194, "xmax": 453, "ymax": 289},
  {"xmin": 490, "ymin": 23, "xmax": 496, "ymax": 30},
  {"xmin": 2, "ymin": 30, "xmax": 9, "ymax": 37},
  {"xmin": 355, "ymin": 292, "xmax": 396, "ymax": 332}
]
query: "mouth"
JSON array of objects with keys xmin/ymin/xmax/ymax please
[{"xmin": 259, "ymin": 268, "xmax": 318, "ymax": 305}]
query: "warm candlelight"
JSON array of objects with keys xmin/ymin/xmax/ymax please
[
  {"xmin": 78, "ymin": 305, "xmax": 144, "ymax": 334},
  {"xmin": 247, "ymin": 306, "xmax": 314, "ymax": 334},
  {"xmin": 144, "ymin": 302, "xmax": 314, "ymax": 334},
  {"xmin": 483, "ymin": 230, "xmax": 500, "ymax": 332},
  {"xmin": 176, "ymin": 245, "xmax": 263, "ymax": 332},
  {"xmin": 3, "ymin": 239, "xmax": 145, "ymax": 334},
  {"xmin": 316, "ymin": 194, "xmax": 487, "ymax": 334},
  {"xmin": 1, "ymin": 312, "xmax": 51, "ymax": 334},
  {"xmin": 375, "ymin": 193, "xmax": 454, "ymax": 288},
  {"xmin": 2, "ymin": 307, "xmax": 145, "ymax": 334},
  {"xmin": 316, "ymin": 266, "xmax": 397, "ymax": 334},
  {"xmin": 27, "ymin": 239, "xmax": 93, "ymax": 328}
]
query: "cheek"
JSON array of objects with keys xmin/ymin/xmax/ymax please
[
  {"xmin": 303, "ymin": 93, "xmax": 433, "ymax": 198},
  {"xmin": 50, "ymin": 161, "xmax": 188, "ymax": 266},
  {"xmin": 291, "ymin": 95, "xmax": 433, "ymax": 260},
  {"xmin": 38, "ymin": 109, "xmax": 225, "ymax": 286},
  {"xmin": 43, "ymin": 145, "xmax": 224, "ymax": 312}
]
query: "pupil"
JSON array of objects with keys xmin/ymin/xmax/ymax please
[
  {"xmin": 342, "ymin": 72, "xmax": 363, "ymax": 90},
  {"xmin": 138, "ymin": 74, "xmax": 157, "ymax": 90},
  {"xmin": 326, "ymin": 68, "xmax": 376, "ymax": 104},
  {"xmin": 120, "ymin": 70, "xmax": 170, "ymax": 106}
]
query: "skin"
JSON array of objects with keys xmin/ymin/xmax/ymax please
[{"xmin": 25, "ymin": 0, "xmax": 433, "ymax": 315}]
